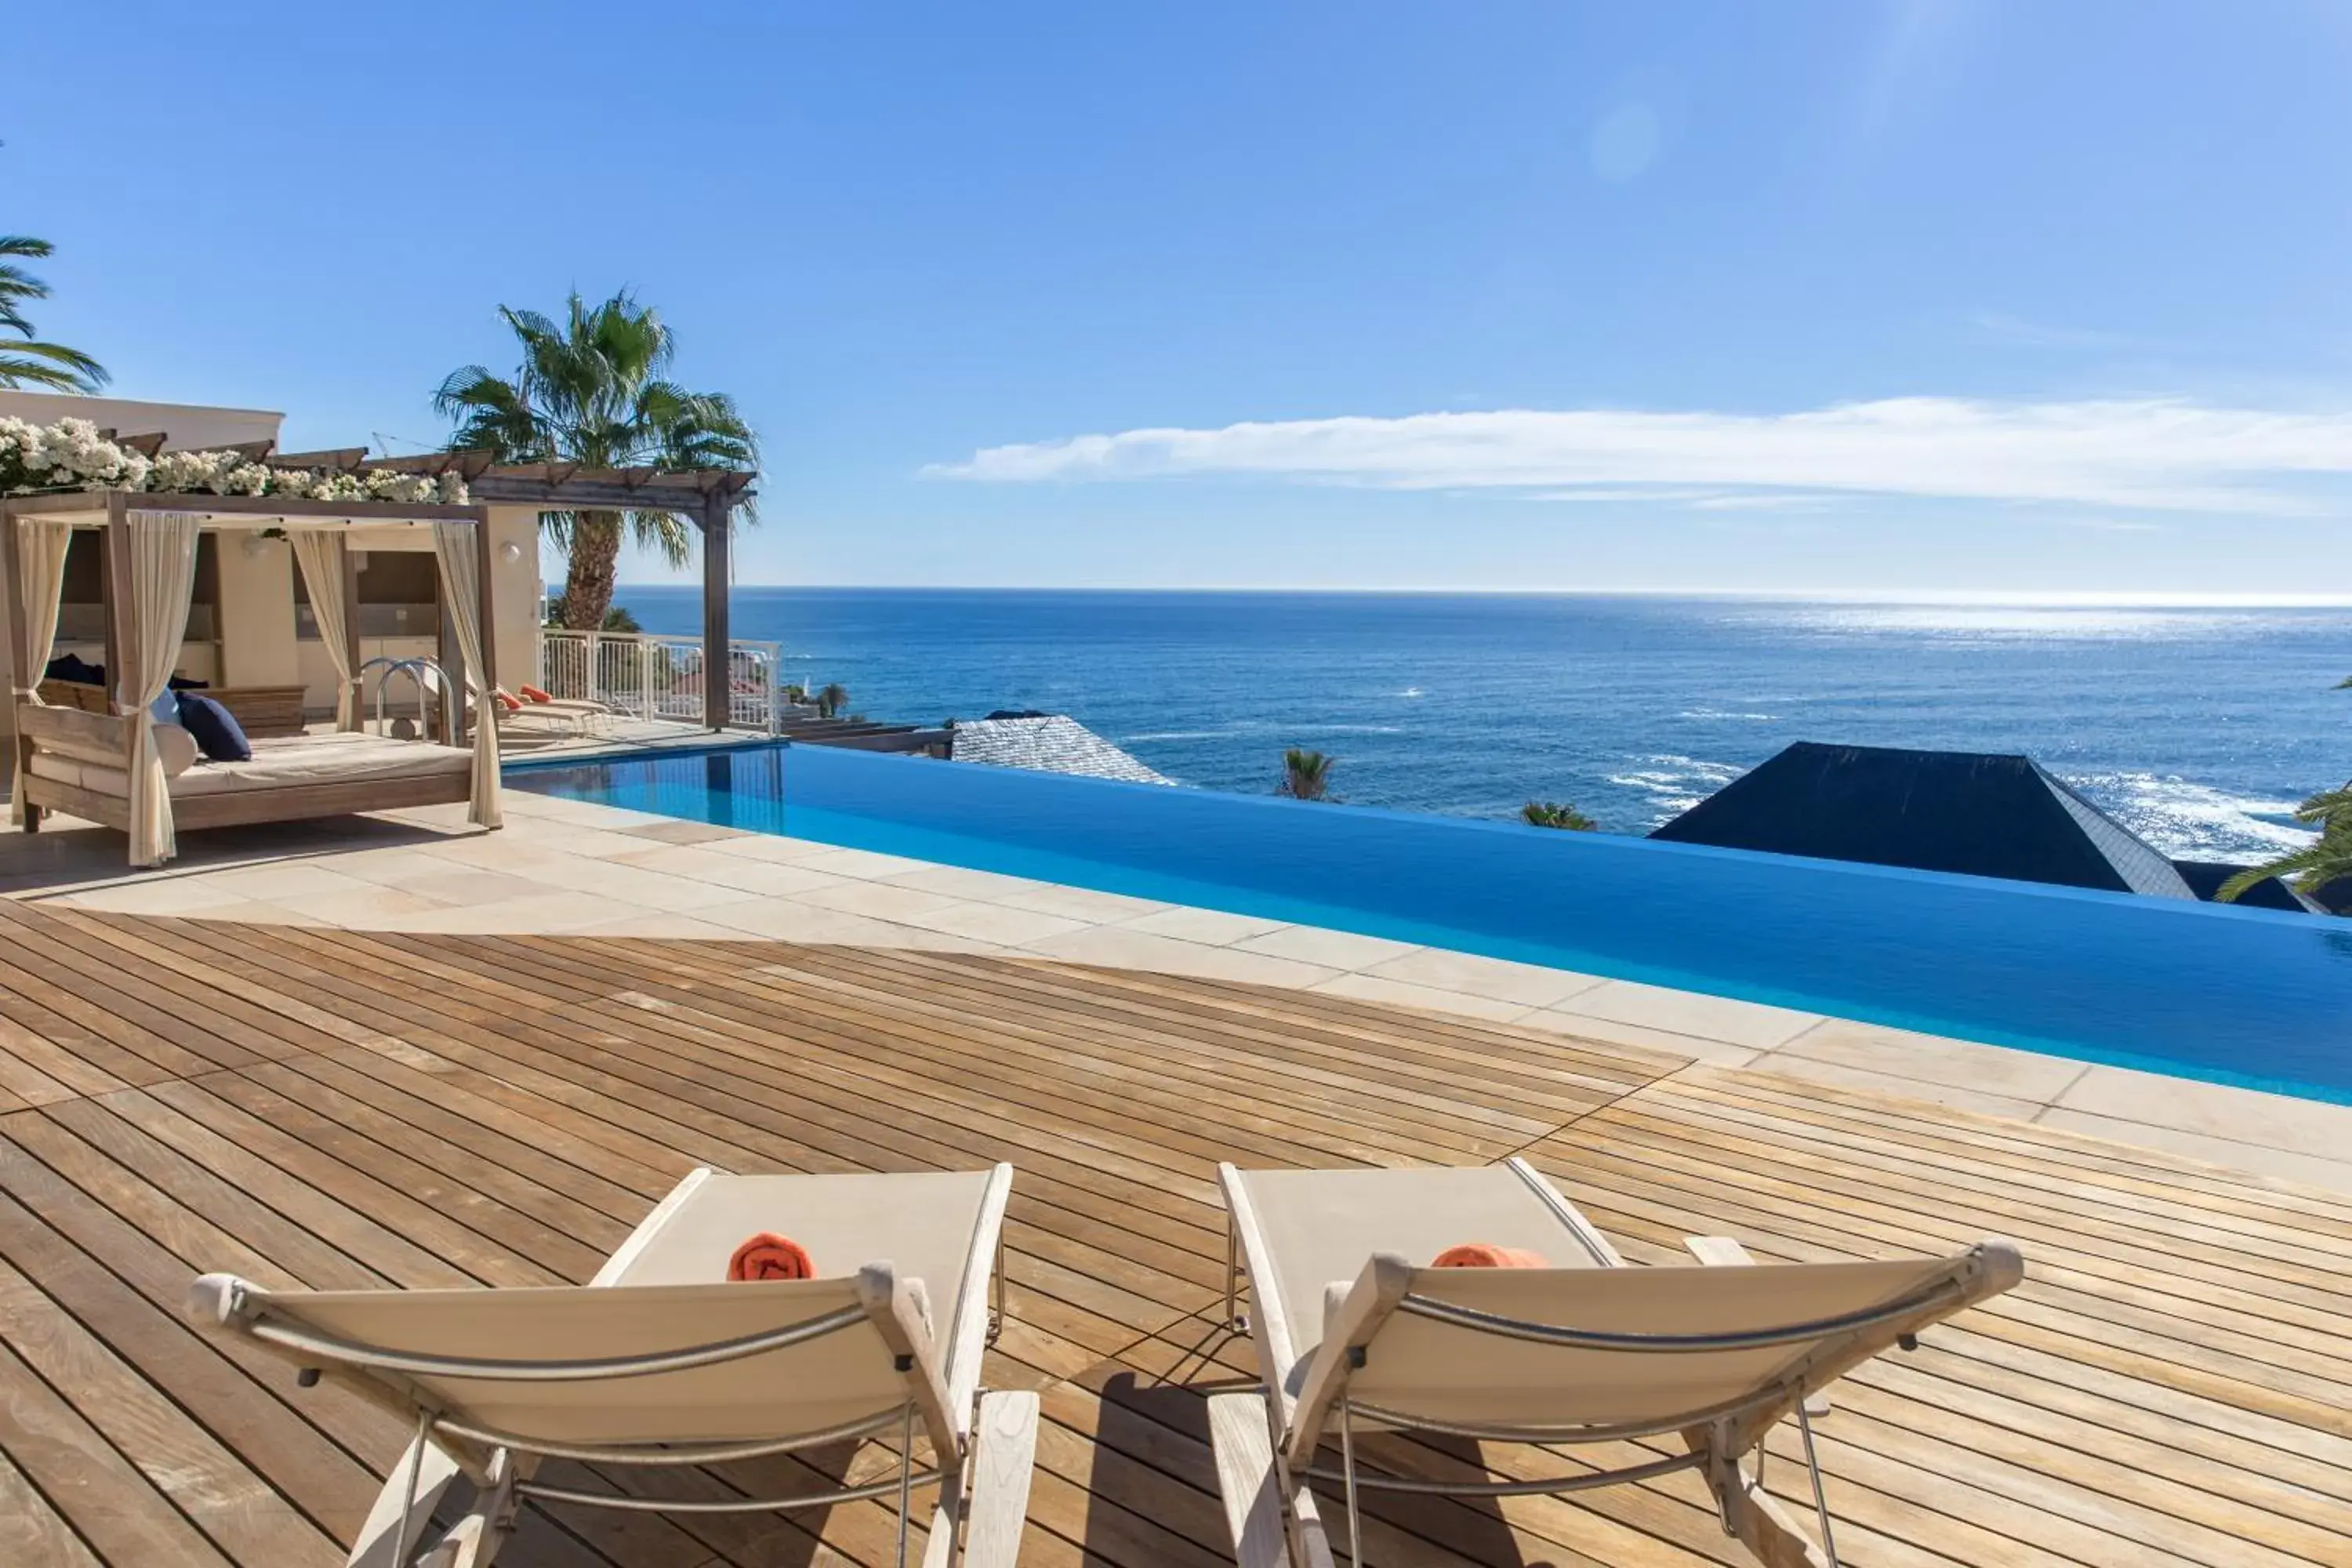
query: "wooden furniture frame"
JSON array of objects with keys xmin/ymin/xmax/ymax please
[
  {"xmin": 2, "ymin": 490, "xmax": 495, "ymax": 856},
  {"xmin": 39, "ymin": 678, "xmax": 310, "ymax": 737}
]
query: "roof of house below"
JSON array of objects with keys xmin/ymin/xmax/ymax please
[{"xmin": 1650, "ymin": 740, "xmax": 2199, "ymax": 901}]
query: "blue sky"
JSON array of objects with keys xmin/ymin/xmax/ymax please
[{"xmin": 11, "ymin": 2, "xmax": 2352, "ymax": 594}]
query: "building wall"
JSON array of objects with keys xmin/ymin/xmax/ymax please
[
  {"xmin": 0, "ymin": 390, "xmax": 282, "ymax": 451},
  {"xmin": 216, "ymin": 534, "xmax": 300, "ymax": 688},
  {"xmin": 485, "ymin": 506, "xmax": 545, "ymax": 697}
]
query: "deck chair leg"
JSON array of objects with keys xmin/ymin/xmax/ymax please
[
  {"xmin": 434, "ymin": 1450, "xmax": 522, "ymax": 1568},
  {"xmin": 920, "ymin": 1445, "xmax": 967, "ymax": 1568},
  {"xmin": 348, "ymin": 1435, "xmax": 463, "ymax": 1568},
  {"xmin": 956, "ymin": 1390, "xmax": 1039, "ymax": 1568},
  {"xmin": 1208, "ymin": 1392, "xmax": 1335, "ymax": 1568},
  {"xmin": 1698, "ymin": 1432, "xmax": 1833, "ymax": 1568}
]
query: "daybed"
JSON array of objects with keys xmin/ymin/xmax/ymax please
[
  {"xmin": 5, "ymin": 490, "xmax": 503, "ymax": 865},
  {"xmin": 15, "ymin": 710, "xmax": 475, "ymax": 832}
]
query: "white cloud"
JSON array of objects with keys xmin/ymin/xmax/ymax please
[{"xmin": 925, "ymin": 397, "xmax": 2352, "ymax": 513}]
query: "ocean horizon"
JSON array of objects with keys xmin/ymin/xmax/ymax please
[{"xmin": 610, "ymin": 586, "xmax": 2346, "ymax": 866}]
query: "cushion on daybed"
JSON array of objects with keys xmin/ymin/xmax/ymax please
[
  {"xmin": 174, "ymin": 692, "xmax": 252, "ymax": 761},
  {"xmin": 45, "ymin": 652, "xmax": 103, "ymax": 686},
  {"xmin": 26, "ymin": 731, "xmax": 472, "ymax": 800},
  {"xmin": 154, "ymin": 723, "xmax": 198, "ymax": 776}
]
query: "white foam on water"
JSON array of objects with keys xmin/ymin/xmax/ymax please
[
  {"xmin": 1399, "ymin": 687, "xmax": 1425, "ymax": 699},
  {"xmin": 1676, "ymin": 709, "xmax": 1777, "ymax": 721},
  {"xmin": 2062, "ymin": 771, "xmax": 2318, "ymax": 861},
  {"xmin": 1608, "ymin": 754, "xmax": 1748, "ymax": 822}
]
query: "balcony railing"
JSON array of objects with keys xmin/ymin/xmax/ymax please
[{"xmin": 539, "ymin": 630, "xmax": 788, "ymax": 735}]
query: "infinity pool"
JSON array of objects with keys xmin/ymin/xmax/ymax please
[{"xmin": 510, "ymin": 742, "xmax": 2352, "ymax": 1103}]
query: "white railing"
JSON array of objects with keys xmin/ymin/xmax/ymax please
[{"xmin": 539, "ymin": 630, "xmax": 786, "ymax": 735}]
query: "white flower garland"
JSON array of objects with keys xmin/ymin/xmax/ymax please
[{"xmin": 0, "ymin": 417, "xmax": 469, "ymax": 505}]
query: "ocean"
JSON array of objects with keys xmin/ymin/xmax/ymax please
[{"xmin": 612, "ymin": 588, "xmax": 2347, "ymax": 865}]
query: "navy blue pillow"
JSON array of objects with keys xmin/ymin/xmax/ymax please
[
  {"xmin": 174, "ymin": 692, "xmax": 252, "ymax": 762},
  {"xmin": 44, "ymin": 652, "xmax": 103, "ymax": 686}
]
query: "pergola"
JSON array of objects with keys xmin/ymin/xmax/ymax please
[
  {"xmin": 62, "ymin": 430, "xmax": 760, "ymax": 732},
  {"xmin": 312, "ymin": 449, "xmax": 759, "ymax": 732}
]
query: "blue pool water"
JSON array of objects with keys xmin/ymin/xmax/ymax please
[{"xmin": 510, "ymin": 742, "xmax": 2352, "ymax": 1105}]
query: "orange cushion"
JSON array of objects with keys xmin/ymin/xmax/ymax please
[
  {"xmin": 1432, "ymin": 1243, "xmax": 1547, "ymax": 1269},
  {"xmin": 728, "ymin": 1232, "xmax": 815, "ymax": 1281},
  {"xmin": 518, "ymin": 684, "xmax": 554, "ymax": 703},
  {"xmin": 494, "ymin": 689, "xmax": 523, "ymax": 712}
]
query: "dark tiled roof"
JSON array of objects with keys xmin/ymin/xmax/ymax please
[{"xmin": 1650, "ymin": 741, "xmax": 2198, "ymax": 899}]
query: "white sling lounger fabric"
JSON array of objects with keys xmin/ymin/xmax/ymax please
[
  {"xmin": 187, "ymin": 1163, "xmax": 1034, "ymax": 1568},
  {"xmin": 1214, "ymin": 1157, "xmax": 2024, "ymax": 1568}
]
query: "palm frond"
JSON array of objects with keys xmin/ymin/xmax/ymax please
[
  {"xmin": 626, "ymin": 509, "xmax": 699, "ymax": 569},
  {"xmin": 0, "ymin": 236, "xmax": 105, "ymax": 390},
  {"xmin": 2216, "ymin": 834, "xmax": 2352, "ymax": 901},
  {"xmin": 0, "ymin": 342, "xmax": 109, "ymax": 392}
]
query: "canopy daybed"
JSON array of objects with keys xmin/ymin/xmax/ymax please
[{"xmin": 2, "ymin": 489, "xmax": 502, "ymax": 866}]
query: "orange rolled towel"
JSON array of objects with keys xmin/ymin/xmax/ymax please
[
  {"xmin": 519, "ymin": 684, "xmax": 555, "ymax": 703},
  {"xmin": 1432, "ymin": 1243, "xmax": 1547, "ymax": 1269},
  {"xmin": 494, "ymin": 688, "xmax": 523, "ymax": 712},
  {"xmin": 728, "ymin": 1233, "xmax": 815, "ymax": 1281}
]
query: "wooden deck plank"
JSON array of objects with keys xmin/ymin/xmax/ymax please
[{"xmin": 0, "ymin": 906, "xmax": 2339, "ymax": 1567}]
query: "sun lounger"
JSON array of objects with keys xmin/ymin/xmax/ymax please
[
  {"xmin": 1210, "ymin": 1159, "xmax": 2023, "ymax": 1568},
  {"xmin": 187, "ymin": 1164, "xmax": 1037, "ymax": 1568}
]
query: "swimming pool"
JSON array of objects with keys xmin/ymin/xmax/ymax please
[{"xmin": 509, "ymin": 742, "xmax": 2352, "ymax": 1103}]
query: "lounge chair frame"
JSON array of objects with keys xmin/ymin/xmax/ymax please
[
  {"xmin": 191, "ymin": 1162, "xmax": 1035, "ymax": 1568},
  {"xmin": 1214, "ymin": 1156, "xmax": 2023, "ymax": 1568}
]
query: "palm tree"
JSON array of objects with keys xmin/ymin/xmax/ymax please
[
  {"xmin": 1278, "ymin": 748, "xmax": 1334, "ymax": 801},
  {"xmin": 2219, "ymin": 672, "xmax": 2350, "ymax": 908},
  {"xmin": 2219, "ymin": 783, "xmax": 2352, "ymax": 905},
  {"xmin": 815, "ymin": 682, "xmax": 848, "ymax": 719},
  {"xmin": 0, "ymin": 235, "xmax": 107, "ymax": 392},
  {"xmin": 435, "ymin": 289, "xmax": 758, "ymax": 630},
  {"xmin": 1523, "ymin": 800, "xmax": 1598, "ymax": 831}
]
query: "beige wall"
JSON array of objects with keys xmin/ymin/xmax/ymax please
[
  {"xmin": 486, "ymin": 506, "xmax": 543, "ymax": 695},
  {"xmin": 0, "ymin": 390, "xmax": 282, "ymax": 450},
  {"xmin": 215, "ymin": 533, "xmax": 300, "ymax": 687}
]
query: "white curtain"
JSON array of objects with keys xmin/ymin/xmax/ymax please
[
  {"xmin": 9, "ymin": 517, "xmax": 74, "ymax": 826},
  {"xmin": 118, "ymin": 513, "xmax": 201, "ymax": 867},
  {"xmin": 289, "ymin": 530, "xmax": 359, "ymax": 730},
  {"xmin": 432, "ymin": 521, "xmax": 502, "ymax": 829}
]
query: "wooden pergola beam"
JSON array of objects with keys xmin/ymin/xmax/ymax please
[{"xmin": 271, "ymin": 447, "xmax": 370, "ymax": 470}]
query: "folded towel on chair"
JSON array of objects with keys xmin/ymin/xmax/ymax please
[
  {"xmin": 728, "ymin": 1232, "xmax": 815, "ymax": 1281},
  {"xmin": 520, "ymin": 684, "xmax": 555, "ymax": 702},
  {"xmin": 1432, "ymin": 1243, "xmax": 1547, "ymax": 1269}
]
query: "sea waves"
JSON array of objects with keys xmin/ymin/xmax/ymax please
[
  {"xmin": 2063, "ymin": 771, "xmax": 2317, "ymax": 861},
  {"xmin": 1606, "ymin": 754, "xmax": 1749, "ymax": 822}
]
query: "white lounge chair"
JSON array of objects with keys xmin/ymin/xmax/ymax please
[
  {"xmin": 492, "ymin": 688, "xmax": 610, "ymax": 738},
  {"xmin": 1210, "ymin": 1159, "xmax": 2023, "ymax": 1568},
  {"xmin": 188, "ymin": 1164, "xmax": 1038, "ymax": 1568}
]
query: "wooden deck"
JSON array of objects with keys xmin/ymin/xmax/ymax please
[{"xmin": 0, "ymin": 897, "xmax": 2346, "ymax": 1568}]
